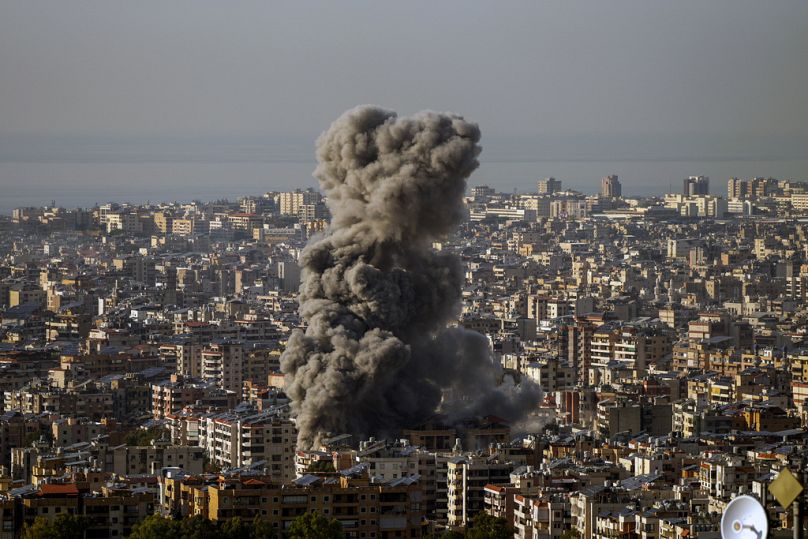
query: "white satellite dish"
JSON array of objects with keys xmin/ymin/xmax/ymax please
[{"xmin": 721, "ymin": 495, "xmax": 768, "ymax": 539}]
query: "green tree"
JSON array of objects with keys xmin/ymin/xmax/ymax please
[
  {"xmin": 21, "ymin": 514, "xmax": 90, "ymax": 539},
  {"xmin": 250, "ymin": 517, "xmax": 278, "ymax": 539},
  {"xmin": 559, "ymin": 529, "xmax": 580, "ymax": 539},
  {"xmin": 178, "ymin": 515, "xmax": 220, "ymax": 538},
  {"xmin": 423, "ymin": 530, "xmax": 464, "ymax": 539},
  {"xmin": 130, "ymin": 515, "xmax": 278, "ymax": 539},
  {"xmin": 464, "ymin": 512, "xmax": 513, "ymax": 539},
  {"xmin": 125, "ymin": 425, "xmax": 166, "ymax": 446},
  {"xmin": 220, "ymin": 517, "xmax": 249, "ymax": 539},
  {"xmin": 306, "ymin": 460, "xmax": 335, "ymax": 473},
  {"xmin": 23, "ymin": 429, "xmax": 51, "ymax": 447},
  {"xmin": 286, "ymin": 511, "xmax": 344, "ymax": 539},
  {"xmin": 203, "ymin": 455, "xmax": 223, "ymax": 474},
  {"xmin": 128, "ymin": 515, "xmax": 181, "ymax": 539}
]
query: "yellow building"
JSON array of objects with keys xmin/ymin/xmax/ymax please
[
  {"xmin": 742, "ymin": 405, "xmax": 800, "ymax": 432},
  {"xmin": 16, "ymin": 482, "xmax": 155, "ymax": 538},
  {"xmin": 153, "ymin": 212, "xmax": 173, "ymax": 233},
  {"xmin": 161, "ymin": 470, "xmax": 426, "ymax": 537},
  {"xmin": 8, "ymin": 287, "xmax": 45, "ymax": 308}
]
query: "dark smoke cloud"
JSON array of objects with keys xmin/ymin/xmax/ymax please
[{"xmin": 281, "ymin": 105, "xmax": 540, "ymax": 449}]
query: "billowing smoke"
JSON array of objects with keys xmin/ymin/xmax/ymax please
[{"xmin": 281, "ymin": 106, "xmax": 539, "ymax": 449}]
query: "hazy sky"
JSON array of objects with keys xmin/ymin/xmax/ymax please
[
  {"xmin": 0, "ymin": 0, "xmax": 807, "ymax": 204},
  {"xmin": 3, "ymin": 0, "xmax": 807, "ymax": 138}
]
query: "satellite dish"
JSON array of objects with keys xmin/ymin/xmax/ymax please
[{"xmin": 721, "ymin": 495, "xmax": 768, "ymax": 539}]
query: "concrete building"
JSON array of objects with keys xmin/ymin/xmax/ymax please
[
  {"xmin": 683, "ymin": 175, "xmax": 709, "ymax": 196},
  {"xmin": 201, "ymin": 341, "xmax": 244, "ymax": 392},
  {"xmin": 446, "ymin": 455, "xmax": 513, "ymax": 527},
  {"xmin": 113, "ymin": 440, "xmax": 204, "ymax": 476},
  {"xmin": 278, "ymin": 189, "xmax": 322, "ymax": 216},
  {"xmin": 537, "ymin": 177, "xmax": 562, "ymax": 195},
  {"xmin": 198, "ymin": 408, "xmax": 296, "ymax": 482},
  {"xmin": 601, "ymin": 175, "xmax": 622, "ymax": 198},
  {"xmin": 160, "ymin": 468, "xmax": 426, "ymax": 537}
]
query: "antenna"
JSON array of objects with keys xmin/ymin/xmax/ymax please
[{"xmin": 721, "ymin": 495, "xmax": 767, "ymax": 539}]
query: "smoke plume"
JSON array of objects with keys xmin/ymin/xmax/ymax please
[{"xmin": 281, "ymin": 106, "xmax": 539, "ymax": 449}]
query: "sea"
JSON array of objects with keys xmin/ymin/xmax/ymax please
[{"xmin": 1, "ymin": 136, "xmax": 806, "ymax": 214}]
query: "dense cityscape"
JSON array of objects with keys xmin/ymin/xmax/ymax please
[
  {"xmin": 1, "ymin": 165, "xmax": 808, "ymax": 538},
  {"xmin": 2, "ymin": 0, "xmax": 806, "ymax": 536}
]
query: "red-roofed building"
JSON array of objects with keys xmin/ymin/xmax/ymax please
[
  {"xmin": 483, "ymin": 483, "xmax": 519, "ymax": 521},
  {"xmin": 38, "ymin": 483, "xmax": 80, "ymax": 496},
  {"xmin": 19, "ymin": 482, "xmax": 155, "ymax": 537}
]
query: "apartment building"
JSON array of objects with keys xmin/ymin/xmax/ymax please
[
  {"xmin": 112, "ymin": 439, "xmax": 204, "ymax": 476},
  {"xmin": 160, "ymin": 468, "xmax": 425, "ymax": 538},
  {"xmin": 446, "ymin": 455, "xmax": 513, "ymax": 527},
  {"xmin": 201, "ymin": 341, "xmax": 244, "ymax": 392},
  {"xmin": 198, "ymin": 407, "xmax": 296, "ymax": 481}
]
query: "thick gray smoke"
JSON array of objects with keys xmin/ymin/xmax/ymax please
[{"xmin": 281, "ymin": 106, "xmax": 539, "ymax": 449}]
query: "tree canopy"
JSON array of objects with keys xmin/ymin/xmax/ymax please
[
  {"xmin": 25, "ymin": 510, "xmax": 517, "ymax": 539},
  {"xmin": 124, "ymin": 425, "xmax": 166, "ymax": 447},
  {"xmin": 21, "ymin": 515, "xmax": 90, "ymax": 539},
  {"xmin": 128, "ymin": 512, "xmax": 341, "ymax": 539},
  {"xmin": 286, "ymin": 512, "xmax": 344, "ymax": 539},
  {"xmin": 424, "ymin": 513, "xmax": 514, "ymax": 539}
]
